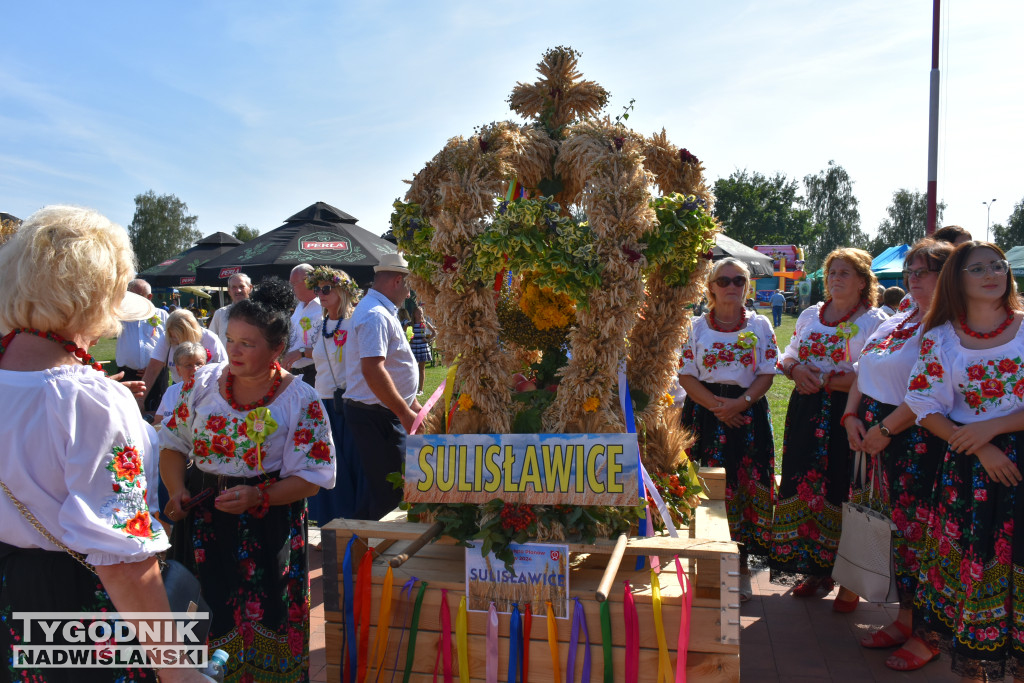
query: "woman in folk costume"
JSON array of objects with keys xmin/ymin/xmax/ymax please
[
  {"xmin": 770, "ymin": 248, "xmax": 886, "ymax": 609},
  {"xmin": 902, "ymin": 242, "xmax": 1024, "ymax": 678},
  {"xmin": 679, "ymin": 257, "xmax": 779, "ymax": 602}
]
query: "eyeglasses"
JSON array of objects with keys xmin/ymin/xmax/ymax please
[
  {"xmin": 712, "ymin": 276, "xmax": 748, "ymax": 288},
  {"xmin": 902, "ymin": 267, "xmax": 939, "ymax": 280},
  {"xmin": 963, "ymin": 260, "xmax": 1010, "ymax": 278},
  {"xmin": 312, "ymin": 285, "xmax": 334, "ymax": 295}
]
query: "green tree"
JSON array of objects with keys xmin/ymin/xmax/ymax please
[
  {"xmin": 992, "ymin": 195, "xmax": 1024, "ymax": 250},
  {"xmin": 128, "ymin": 191, "xmax": 200, "ymax": 271},
  {"xmin": 232, "ymin": 223, "xmax": 260, "ymax": 242},
  {"xmin": 803, "ymin": 160, "xmax": 868, "ymax": 268},
  {"xmin": 869, "ymin": 189, "xmax": 945, "ymax": 254},
  {"xmin": 712, "ymin": 170, "xmax": 817, "ymax": 247}
]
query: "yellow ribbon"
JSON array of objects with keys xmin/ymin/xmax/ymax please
[
  {"xmin": 546, "ymin": 600, "xmax": 561, "ymax": 683},
  {"xmin": 244, "ymin": 407, "xmax": 277, "ymax": 473},
  {"xmin": 443, "ymin": 362, "xmax": 459, "ymax": 432},
  {"xmin": 837, "ymin": 321, "xmax": 859, "ymax": 362},
  {"xmin": 736, "ymin": 330, "xmax": 758, "ymax": 368},
  {"xmin": 368, "ymin": 565, "xmax": 394, "ymax": 683},
  {"xmin": 457, "ymin": 596, "xmax": 469, "ymax": 683},
  {"xmin": 651, "ymin": 569, "xmax": 672, "ymax": 683}
]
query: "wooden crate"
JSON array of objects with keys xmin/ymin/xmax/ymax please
[{"xmin": 321, "ymin": 470, "xmax": 740, "ymax": 683}]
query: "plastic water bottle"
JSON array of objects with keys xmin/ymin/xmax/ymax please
[{"xmin": 198, "ymin": 649, "xmax": 229, "ymax": 682}]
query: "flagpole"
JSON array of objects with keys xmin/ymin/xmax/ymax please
[{"xmin": 926, "ymin": 0, "xmax": 941, "ymax": 235}]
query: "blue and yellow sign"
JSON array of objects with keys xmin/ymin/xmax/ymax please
[{"xmin": 404, "ymin": 433, "xmax": 640, "ymax": 506}]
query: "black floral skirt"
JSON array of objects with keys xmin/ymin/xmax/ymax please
[
  {"xmin": 170, "ymin": 467, "xmax": 310, "ymax": 683},
  {"xmin": 913, "ymin": 431, "xmax": 1024, "ymax": 681},
  {"xmin": 769, "ymin": 388, "xmax": 851, "ymax": 584},
  {"xmin": 856, "ymin": 393, "xmax": 945, "ymax": 608},
  {"xmin": 0, "ymin": 543, "xmax": 156, "ymax": 682},
  {"xmin": 681, "ymin": 382, "xmax": 775, "ymax": 562}
]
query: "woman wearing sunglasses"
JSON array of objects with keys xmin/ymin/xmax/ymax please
[
  {"xmin": 679, "ymin": 257, "xmax": 779, "ymax": 601},
  {"xmin": 841, "ymin": 239, "xmax": 952, "ymax": 662},
  {"xmin": 772, "ymin": 248, "xmax": 886, "ymax": 604},
  {"xmin": 305, "ymin": 267, "xmax": 370, "ymax": 522},
  {"xmin": 902, "ymin": 242, "xmax": 1024, "ymax": 677}
]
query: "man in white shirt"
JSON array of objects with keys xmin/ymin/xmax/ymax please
[
  {"xmin": 343, "ymin": 253, "xmax": 421, "ymax": 519},
  {"xmin": 207, "ymin": 272, "xmax": 252, "ymax": 345},
  {"xmin": 283, "ymin": 263, "xmax": 322, "ymax": 387},
  {"xmin": 116, "ymin": 278, "xmax": 168, "ymax": 412}
]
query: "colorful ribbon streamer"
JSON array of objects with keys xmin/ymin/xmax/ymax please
[
  {"xmin": 369, "ymin": 566, "xmax": 394, "ymax": 683},
  {"xmin": 356, "ymin": 549, "xmax": 374, "ymax": 683},
  {"xmin": 456, "ymin": 597, "xmax": 469, "ymax": 683},
  {"xmin": 410, "ymin": 377, "xmax": 447, "ymax": 435},
  {"xmin": 567, "ymin": 597, "xmax": 591, "ymax": 683},
  {"xmin": 600, "ymin": 600, "xmax": 613, "ymax": 683},
  {"xmin": 486, "ymin": 603, "xmax": 499, "ymax": 683},
  {"xmin": 522, "ymin": 604, "xmax": 532, "ymax": 683},
  {"xmin": 651, "ymin": 569, "xmax": 672, "ymax": 683},
  {"xmin": 674, "ymin": 556, "xmax": 694, "ymax": 683},
  {"xmin": 402, "ymin": 580, "xmax": 428, "ymax": 683},
  {"xmin": 343, "ymin": 536, "xmax": 358, "ymax": 683},
  {"xmin": 389, "ymin": 578, "xmax": 419, "ymax": 683},
  {"xmin": 545, "ymin": 601, "xmax": 560, "ymax": 683},
  {"xmin": 435, "ymin": 589, "xmax": 453, "ymax": 683},
  {"xmin": 508, "ymin": 604, "xmax": 521, "ymax": 683},
  {"xmin": 623, "ymin": 581, "xmax": 639, "ymax": 683},
  {"xmin": 244, "ymin": 406, "xmax": 277, "ymax": 473}
]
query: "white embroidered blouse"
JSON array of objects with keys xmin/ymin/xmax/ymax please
[
  {"xmin": 679, "ymin": 311, "xmax": 779, "ymax": 386},
  {"xmin": 853, "ymin": 306, "xmax": 924, "ymax": 406},
  {"xmin": 781, "ymin": 303, "xmax": 887, "ymax": 376},
  {"xmin": 310, "ymin": 315, "xmax": 352, "ymax": 400}
]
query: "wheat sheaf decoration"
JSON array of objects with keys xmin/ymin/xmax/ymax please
[{"xmin": 390, "ymin": 46, "xmax": 715, "ymax": 566}]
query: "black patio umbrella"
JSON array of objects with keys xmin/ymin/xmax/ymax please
[
  {"xmin": 136, "ymin": 231, "xmax": 244, "ymax": 287},
  {"xmin": 712, "ymin": 233, "xmax": 775, "ymax": 278},
  {"xmin": 196, "ymin": 202, "xmax": 397, "ymax": 287}
]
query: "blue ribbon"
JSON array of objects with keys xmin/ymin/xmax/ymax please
[
  {"xmin": 618, "ymin": 372, "xmax": 646, "ymax": 571},
  {"xmin": 389, "ymin": 577, "xmax": 419, "ymax": 683},
  {"xmin": 343, "ymin": 535, "xmax": 358, "ymax": 683},
  {"xmin": 567, "ymin": 597, "xmax": 591, "ymax": 683},
  {"xmin": 508, "ymin": 603, "xmax": 521, "ymax": 683}
]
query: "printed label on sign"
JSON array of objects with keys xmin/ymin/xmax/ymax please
[{"xmin": 218, "ymin": 267, "xmax": 241, "ymax": 279}]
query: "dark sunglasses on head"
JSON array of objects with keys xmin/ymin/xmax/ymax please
[
  {"xmin": 713, "ymin": 276, "xmax": 747, "ymax": 288},
  {"xmin": 312, "ymin": 285, "xmax": 333, "ymax": 295}
]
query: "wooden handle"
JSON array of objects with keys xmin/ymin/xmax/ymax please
[
  {"xmin": 595, "ymin": 533, "xmax": 629, "ymax": 602},
  {"xmin": 389, "ymin": 521, "xmax": 444, "ymax": 568}
]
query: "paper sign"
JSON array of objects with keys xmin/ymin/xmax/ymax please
[{"xmin": 465, "ymin": 541, "xmax": 569, "ymax": 618}]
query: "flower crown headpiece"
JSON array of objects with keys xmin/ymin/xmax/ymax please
[{"xmin": 305, "ymin": 266, "xmax": 361, "ymax": 302}]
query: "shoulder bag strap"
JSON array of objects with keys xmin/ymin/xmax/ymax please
[{"xmin": 0, "ymin": 479, "xmax": 97, "ymax": 575}]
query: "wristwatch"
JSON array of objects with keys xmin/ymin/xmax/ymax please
[
  {"xmin": 743, "ymin": 394, "xmax": 752, "ymax": 404},
  {"xmin": 878, "ymin": 423, "xmax": 892, "ymax": 438}
]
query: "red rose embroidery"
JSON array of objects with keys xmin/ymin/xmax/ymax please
[
  {"xmin": 1014, "ymin": 378, "xmax": 1024, "ymax": 398},
  {"xmin": 176, "ymin": 403, "xmax": 189, "ymax": 420},
  {"xmin": 999, "ymin": 358, "xmax": 1019, "ymax": 374},
  {"xmin": 307, "ymin": 401, "xmax": 323, "ymax": 421},
  {"xmin": 206, "ymin": 415, "xmax": 227, "ymax": 432},
  {"xmin": 830, "ymin": 348, "xmax": 845, "ymax": 363},
  {"xmin": 798, "ymin": 346, "xmax": 810, "ymax": 360},
  {"xmin": 765, "ymin": 349, "xmax": 777, "ymax": 359},
  {"xmin": 702, "ymin": 354, "xmax": 717, "ymax": 369},
  {"xmin": 828, "ymin": 335, "xmax": 840, "ymax": 344},
  {"xmin": 310, "ymin": 441, "xmax": 332, "ymax": 463},
  {"xmin": 810, "ymin": 342, "xmax": 827, "ymax": 357},
  {"xmin": 809, "ymin": 332, "xmax": 822, "ymax": 341},
  {"xmin": 682, "ymin": 349, "xmax": 694, "ymax": 360},
  {"xmin": 740, "ymin": 354, "xmax": 753, "ymax": 366},
  {"xmin": 926, "ymin": 362, "xmax": 944, "ymax": 378},
  {"xmin": 166, "ymin": 415, "xmax": 177, "ymax": 430},
  {"xmin": 719, "ymin": 350, "xmax": 734, "ymax": 362},
  {"xmin": 112, "ymin": 447, "xmax": 142, "ymax": 483},
  {"xmin": 981, "ymin": 379, "xmax": 1004, "ymax": 398},
  {"xmin": 124, "ymin": 511, "xmax": 152, "ymax": 538},
  {"xmin": 193, "ymin": 440, "xmax": 210, "ymax": 458},
  {"xmin": 182, "ymin": 378, "xmax": 195, "ymax": 391},
  {"xmin": 908, "ymin": 374, "xmax": 929, "ymax": 391},
  {"xmin": 712, "ymin": 342, "xmax": 725, "ymax": 349},
  {"xmin": 238, "ymin": 421, "xmax": 248, "ymax": 438},
  {"xmin": 967, "ymin": 364, "xmax": 986, "ymax": 381},
  {"xmin": 965, "ymin": 391, "xmax": 982, "ymax": 408},
  {"xmin": 211, "ymin": 434, "xmax": 236, "ymax": 457},
  {"xmin": 920, "ymin": 338, "xmax": 935, "ymax": 354},
  {"xmin": 293, "ymin": 429, "xmax": 313, "ymax": 446},
  {"xmin": 242, "ymin": 447, "xmax": 259, "ymax": 469}
]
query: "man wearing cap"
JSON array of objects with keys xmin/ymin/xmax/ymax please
[
  {"xmin": 116, "ymin": 278, "xmax": 169, "ymax": 412},
  {"xmin": 343, "ymin": 253, "xmax": 421, "ymax": 520},
  {"xmin": 208, "ymin": 272, "xmax": 252, "ymax": 345}
]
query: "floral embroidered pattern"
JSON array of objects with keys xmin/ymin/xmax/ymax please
[
  {"xmin": 796, "ymin": 331, "xmax": 847, "ymax": 364},
  {"xmin": 909, "ymin": 331, "xmax": 1024, "ymax": 415},
  {"xmin": 103, "ymin": 443, "xmax": 159, "ymax": 541}
]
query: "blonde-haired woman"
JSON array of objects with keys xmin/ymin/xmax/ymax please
[
  {"xmin": 139, "ymin": 308, "xmax": 225, "ymax": 407},
  {"xmin": 679, "ymin": 257, "xmax": 779, "ymax": 600},
  {"xmin": 0, "ymin": 206, "xmax": 204, "ymax": 683},
  {"xmin": 771, "ymin": 248, "xmax": 887, "ymax": 608},
  {"xmin": 304, "ymin": 266, "xmax": 369, "ymax": 522}
]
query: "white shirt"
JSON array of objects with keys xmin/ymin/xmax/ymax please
[
  {"xmin": 906, "ymin": 320, "xmax": 1024, "ymax": 424},
  {"xmin": 344, "ymin": 288, "xmax": 417, "ymax": 406},
  {"xmin": 115, "ymin": 308, "xmax": 168, "ymax": 371},
  {"xmin": 208, "ymin": 303, "xmax": 234, "ymax": 346},
  {"xmin": 0, "ymin": 365, "xmax": 169, "ymax": 565},
  {"xmin": 854, "ymin": 306, "xmax": 923, "ymax": 406},
  {"xmin": 289, "ymin": 299, "xmax": 323, "ymax": 370},
  {"xmin": 151, "ymin": 328, "xmax": 226, "ymax": 382},
  {"xmin": 311, "ymin": 315, "xmax": 352, "ymax": 399},
  {"xmin": 679, "ymin": 311, "xmax": 779, "ymax": 386},
  {"xmin": 156, "ymin": 381, "xmax": 184, "ymax": 419},
  {"xmin": 159, "ymin": 363, "xmax": 336, "ymax": 487},
  {"xmin": 781, "ymin": 302, "xmax": 887, "ymax": 376}
]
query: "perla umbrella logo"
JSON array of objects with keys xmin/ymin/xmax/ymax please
[{"xmin": 299, "ymin": 231, "xmax": 351, "ymax": 256}]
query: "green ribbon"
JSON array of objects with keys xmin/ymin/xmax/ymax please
[
  {"xmin": 600, "ymin": 600, "xmax": 613, "ymax": 683},
  {"xmin": 403, "ymin": 580, "xmax": 429, "ymax": 683}
]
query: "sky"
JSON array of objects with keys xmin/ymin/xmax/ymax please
[{"xmin": 2, "ymin": 1, "xmax": 1022, "ymax": 245}]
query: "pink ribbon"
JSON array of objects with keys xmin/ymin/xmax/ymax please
[
  {"xmin": 486, "ymin": 603, "xmax": 499, "ymax": 683},
  {"xmin": 410, "ymin": 378, "xmax": 447, "ymax": 435},
  {"xmin": 624, "ymin": 581, "xmax": 639, "ymax": 683},
  {"xmin": 434, "ymin": 589, "xmax": 454, "ymax": 683},
  {"xmin": 674, "ymin": 556, "xmax": 694, "ymax": 683}
]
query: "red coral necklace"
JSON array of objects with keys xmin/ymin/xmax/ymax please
[
  {"xmin": 889, "ymin": 310, "xmax": 922, "ymax": 341},
  {"xmin": 225, "ymin": 362, "xmax": 283, "ymax": 411},
  {"xmin": 708, "ymin": 310, "xmax": 745, "ymax": 333},
  {"xmin": 0, "ymin": 328, "xmax": 104, "ymax": 372},
  {"xmin": 959, "ymin": 309, "xmax": 1014, "ymax": 339},
  {"xmin": 819, "ymin": 299, "xmax": 864, "ymax": 327}
]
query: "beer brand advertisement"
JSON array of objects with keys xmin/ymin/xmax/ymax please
[
  {"xmin": 404, "ymin": 433, "xmax": 640, "ymax": 506},
  {"xmin": 465, "ymin": 541, "xmax": 570, "ymax": 617}
]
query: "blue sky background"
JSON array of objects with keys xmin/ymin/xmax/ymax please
[{"xmin": 2, "ymin": 1, "xmax": 1022, "ymax": 243}]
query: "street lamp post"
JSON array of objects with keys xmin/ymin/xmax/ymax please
[{"xmin": 983, "ymin": 198, "xmax": 997, "ymax": 242}]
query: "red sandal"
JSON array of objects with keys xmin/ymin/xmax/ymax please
[
  {"xmin": 791, "ymin": 576, "xmax": 835, "ymax": 597},
  {"xmin": 885, "ymin": 638, "xmax": 940, "ymax": 671},
  {"xmin": 861, "ymin": 620, "xmax": 911, "ymax": 648},
  {"xmin": 832, "ymin": 594, "xmax": 860, "ymax": 613}
]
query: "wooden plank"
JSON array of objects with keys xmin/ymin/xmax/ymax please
[{"xmin": 697, "ymin": 466, "xmax": 727, "ymax": 500}]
